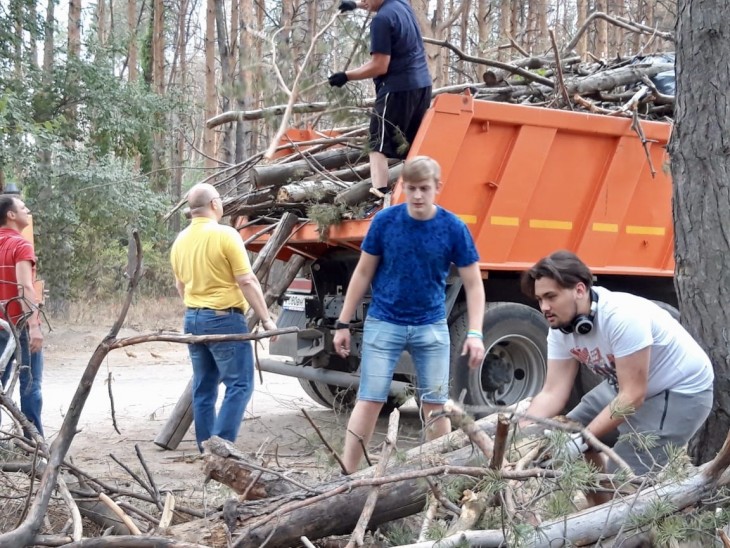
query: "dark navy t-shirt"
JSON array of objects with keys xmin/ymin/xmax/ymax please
[
  {"xmin": 371, "ymin": 0, "xmax": 432, "ymax": 95},
  {"xmin": 361, "ymin": 204, "xmax": 479, "ymax": 325}
]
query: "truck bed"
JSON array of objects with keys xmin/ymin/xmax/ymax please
[{"xmin": 239, "ymin": 93, "xmax": 673, "ymax": 277}]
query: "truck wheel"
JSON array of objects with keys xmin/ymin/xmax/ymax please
[
  {"xmin": 297, "ymin": 378, "xmax": 403, "ymax": 414},
  {"xmin": 297, "ymin": 379, "xmax": 358, "ymax": 413},
  {"xmin": 450, "ymin": 302, "xmax": 548, "ymax": 407}
]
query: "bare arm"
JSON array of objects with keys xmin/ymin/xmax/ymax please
[
  {"xmin": 174, "ymin": 278, "xmax": 185, "ymax": 300},
  {"xmin": 521, "ymin": 358, "xmax": 579, "ymax": 425},
  {"xmin": 16, "ymin": 260, "xmax": 42, "ymax": 353},
  {"xmin": 236, "ymin": 272, "xmax": 276, "ymax": 331},
  {"xmin": 346, "ymin": 53, "xmax": 390, "ymax": 81},
  {"xmin": 458, "ymin": 263, "xmax": 485, "ymax": 332},
  {"xmin": 458, "ymin": 263, "xmax": 486, "ymax": 368},
  {"xmin": 584, "ymin": 347, "xmax": 650, "ymax": 438}
]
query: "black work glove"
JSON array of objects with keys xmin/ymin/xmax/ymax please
[
  {"xmin": 338, "ymin": 0, "xmax": 358, "ymax": 12},
  {"xmin": 328, "ymin": 72, "xmax": 349, "ymax": 88}
]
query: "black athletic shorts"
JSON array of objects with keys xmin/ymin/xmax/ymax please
[{"xmin": 368, "ymin": 86, "xmax": 432, "ymax": 159}]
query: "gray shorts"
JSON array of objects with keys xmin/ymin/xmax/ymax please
[{"xmin": 567, "ymin": 381, "xmax": 713, "ymax": 475}]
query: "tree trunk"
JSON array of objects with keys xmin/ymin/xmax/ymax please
[
  {"xmin": 97, "ymin": 0, "xmax": 107, "ymax": 48},
  {"xmin": 214, "ymin": 0, "xmax": 234, "ymax": 166},
  {"xmin": 595, "ymin": 0, "xmax": 608, "ymax": 59},
  {"xmin": 43, "ymin": 0, "xmax": 54, "ymax": 77},
  {"xmin": 127, "ymin": 0, "xmax": 138, "ymax": 81},
  {"xmin": 576, "ymin": 0, "xmax": 588, "ymax": 59},
  {"xmin": 497, "ymin": 0, "xmax": 510, "ymax": 61},
  {"xmin": 670, "ymin": 0, "xmax": 730, "ymax": 465},
  {"xmin": 204, "ymin": 0, "xmax": 217, "ymax": 168}
]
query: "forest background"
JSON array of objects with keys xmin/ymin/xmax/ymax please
[{"xmin": 0, "ymin": 0, "xmax": 676, "ymax": 309}]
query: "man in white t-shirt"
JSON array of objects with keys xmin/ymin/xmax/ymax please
[{"xmin": 520, "ymin": 250, "xmax": 713, "ymax": 500}]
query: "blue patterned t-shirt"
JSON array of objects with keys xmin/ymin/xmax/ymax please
[{"xmin": 361, "ymin": 204, "xmax": 479, "ymax": 326}]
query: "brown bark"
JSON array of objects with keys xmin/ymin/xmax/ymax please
[
  {"xmin": 214, "ymin": 0, "xmax": 234, "ymax": 165},
  {"xmin": 335, "ymin": 164, "xmax": 403, "ymax": 206},
  {"xmin": 595, "ymin": 0, "xmax": 608, "ymax": 59},
  {"xmin": 576, "ymin": 0, "xmax": 588, "ymax": 59},
  {"xmin": 97, "ymin": 0, "xmax": 107, "ymax": 47},
  {"xmin": 42, "ymin": 0, "xmax": 54, "ymax": 77},
  {"xmin": 68, "ymin": 0, "xmax": 81, "ymax": 58},
  {"xmin": 152, "ymin": 0, "xmax": 165, "ymax": 95},
  {"xmin": 497, "ymin": 0, "xmax": 510, "ymax": 61},
  {"xmin": 251, "ymin": 149, "xmax": 365, "ymax": 189},
  {"xmin": 204, "ymin": 0, "xmax": 217, "ymax": 167},
  {"xmin": 670, "ymin": 0, "xmax": 730, "ymax": 465},
  {"xmin": 127, "ymin": 0, "xmax": 138, "ymax": 81}
]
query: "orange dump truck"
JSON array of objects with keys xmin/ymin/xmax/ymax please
[{"xmin": 240, "ymin": 93, "xmax": 675, "ymax": 411}]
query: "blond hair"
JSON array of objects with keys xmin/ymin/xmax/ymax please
[{"xmin": 402, "ymin": 156, "xmax": 441, "ymax": 184}]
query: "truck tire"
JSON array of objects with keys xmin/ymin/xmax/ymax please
[
  {"xmin": 450, "ymin": 302, "xmax": 548, "ymax": 407},
  {"xmin": 297, "ymin": 378, "xmax": 405, "ymax": 414},
  {"xmin": 297, "ymin": 379, "xmax": 358, "ymax": 413}
]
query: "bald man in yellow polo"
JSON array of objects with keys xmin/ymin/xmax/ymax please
[{"xmin": 171, "ymin": 183, "xmax": 276, "ymax": 450}]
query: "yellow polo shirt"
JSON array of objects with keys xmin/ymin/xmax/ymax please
[{"xmin": 170, "ymin": 217, "xmax": 253, "ymax": 310}]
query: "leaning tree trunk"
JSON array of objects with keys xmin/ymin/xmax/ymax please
[{"xmin": 670, "ymin": 0, "xmax": 730, "ymax": 464}]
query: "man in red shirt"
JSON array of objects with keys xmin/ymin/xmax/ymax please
[{"xmin": 0, "ymin": 195, "xmax": 44, "ymax": 438}]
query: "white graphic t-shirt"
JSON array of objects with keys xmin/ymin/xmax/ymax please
[{"xmin": 548, "ymin": 286, "xmax": 714, "ymax": 396}]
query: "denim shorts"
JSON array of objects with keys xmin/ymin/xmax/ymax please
[
  {"xmin": 359, "ymin": 317, "xmax": 450, "ymax": 404},
  {"xmin": 568, "ymin": 380, "xmax": 713, "ymax": 475}
]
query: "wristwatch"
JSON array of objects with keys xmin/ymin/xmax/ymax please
[{"xmin": 335, "ymin": 321, "xmax": 350, "ymax": 330}]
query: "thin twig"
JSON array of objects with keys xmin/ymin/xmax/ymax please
[
  {"xmin": 264, "ymin": 11, "xmax": 341, "ymax": 159},
  {"xmin": 134, "ymin": 444, "xmax": 163, "ymax": 511},
  {"xmin": 301, "ymin": 408, "xmax": 347, "ymax": 474},
  {"xmin": 106, "ymin": 371, "xmax": 121, "ymax": 435},
  {"xmin": 549, "ymin": 29, "xmax": 572, "ymax": 110}
]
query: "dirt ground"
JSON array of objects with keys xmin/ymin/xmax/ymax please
[{"xmin": 16, "ymin": 303, "xmax": 425, "ymax": 513}]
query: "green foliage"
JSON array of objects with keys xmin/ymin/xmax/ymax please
[
  {"xmin": 382, "ymin": 520, "xmax": 415, "ymax": 546},
  {"xmin": 22, "ymin": 148, "xmax": 171, "ymax": 303}
]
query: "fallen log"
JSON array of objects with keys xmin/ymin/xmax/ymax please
[
  {"xmin": 166, "ymin": 408, "xmax": 521, "ymax": 547},
  {"xmin": 335, "ymin": 164, "xmax": 403, "ymax": 206},
  {"xmin": 251, "ymin": 149, "xmax": 365, "ymax": 189},
  {"xmin": 392, "ymin": 430, "xmax": 730, "ymax": 548},
  {"xmin": 203, "ymin": 436, "xmax": 312, "ymax": 498},
  {"xmin": 277, "ymin": 179, "xmax": 346, "ymax": 202}
]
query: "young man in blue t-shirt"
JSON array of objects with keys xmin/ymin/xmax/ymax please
[
  {"xmin": 332, "ymin": 156, "xmax": 486, "ymax": 474},
  {"xmin": 329, "ymin": 0, "xmax": 432, "ymax": 200}
]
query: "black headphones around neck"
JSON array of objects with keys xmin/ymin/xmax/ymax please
[{"xmin": 559, "ymin": 288, "xmax": 599, "ymax": 335}]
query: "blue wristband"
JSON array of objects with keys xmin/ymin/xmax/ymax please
[{"xmin": 467, "ymin": 330, "xmax": 483, "ymax": 339}]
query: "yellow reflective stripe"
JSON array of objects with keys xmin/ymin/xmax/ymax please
[
  {"xmin": 457, "ymin": 214, "xmax": 477, "ymax": 224},
  {"xmin": 529, "ymin": 219, "xmax": 573, "ymax": 230},
  {"xmin": 490, "ymin": 216, "xmax": 519, "ymax": 226},
  {"xmin": 592, "ymin": 223, "xmax": 619, "ymax": 233},
  {"xmin": 626, "ymin": 225, "xmax": 666, "ymax": 235}
]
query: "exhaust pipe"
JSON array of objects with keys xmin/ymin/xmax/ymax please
[{"xmin": 257, "ymin": 357, "xmax": 413, "ymax": 398}]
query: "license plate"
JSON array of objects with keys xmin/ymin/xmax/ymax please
[{"xmin": 283, "ymin": 294, "xmax": 306, "ymax": 311}]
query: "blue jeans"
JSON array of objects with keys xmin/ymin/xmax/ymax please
[
  {"xmin": 184, "ymin": 309, "xmax": 254, "ymax": 451},
  {"xmin": 359, "ymin": 317, "xmax": 450, "ymax": 404},
  {"xmin": 0, "ymin": 328, "xmax": 44, "ymax": 438}
]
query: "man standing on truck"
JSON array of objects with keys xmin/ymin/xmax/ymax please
[
  {"xmin": 520, "ymin": 250, "xmax": 713, "ymax": 501},
  {"xmin": 170, "ymin": 183, "xmax": 277, "ymax": 451},
  {"xmin": 0, "ymin": 194, "xmax": 45, "ymax": 439},
  {"xmin": 333, "ymin": 156, "xmax": 486, "ymax": 474},
  {"xmin": 329, "ymin": 0, "xmax": 432, "ymax": 201}
]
